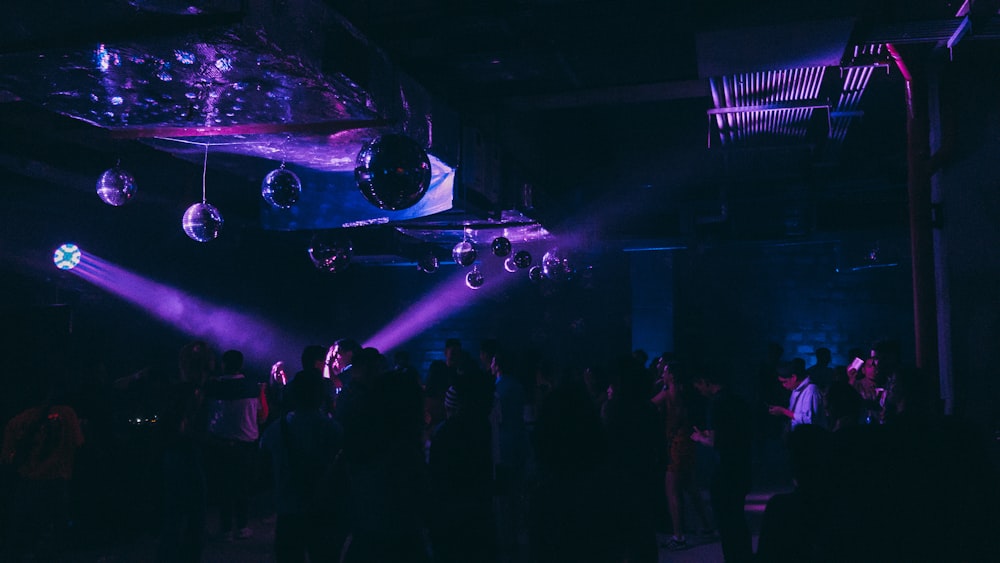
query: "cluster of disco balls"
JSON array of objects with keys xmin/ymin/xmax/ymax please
[
  {"xmin": 96, "ymin": 133, "xmax": 432, "ymax": 250},
  {"xmin": 96, "ymin": 160, "xmax": 227, "ymax": 243},
  {"xmin": 446, "ymin": 234, "xmax": 582, "ymax": 290}
]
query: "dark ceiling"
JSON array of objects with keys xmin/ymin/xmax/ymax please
[{"xmin": 0, "ymin": 0, "xmax": 989, "ymax": 275}]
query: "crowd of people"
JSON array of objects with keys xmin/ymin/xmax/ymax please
[{"xmin": 1, "ymin": 336, "xmax": 996, "ymax": 562}]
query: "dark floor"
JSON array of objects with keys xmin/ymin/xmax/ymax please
[{"xmin": 17, "ymin": 484, "xmax": 777, "ymax": 563}]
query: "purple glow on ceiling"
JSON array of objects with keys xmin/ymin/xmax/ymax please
[{"xmin": 71, "ymin": 251, "xmax": 304, "ymax": 363}]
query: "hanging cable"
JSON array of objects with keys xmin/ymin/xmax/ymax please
[{"xmin": 202, "ymin": 143, "xmax": 208, "ymax": 204}]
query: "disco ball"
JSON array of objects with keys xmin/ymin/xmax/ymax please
[
  {"xmin": 542, "ymin": 247, "xmax": 576, "ymax": 282},
  {"xmin": 308, "ymin": 235, "xmax": 353, "ymax": 273},
  {"xmin": 466, "ymin": 267, "xmax": 485, "ymax": 289},
  {"xmin": 512, "ymin": 250, "xmax": 532, "ymax": 269},
  {"xmin": 503, "ymin": 257, "xmax": 518, "ymax": 273},
  {"xmin": 417, "ymin": 252, "xmax": 439, "ymax": 274},
  {"xmin": 182, "ymin": 202, "xmax": 223, "ymax": 242},
  {"xmin": 53, "ymin": 243, "xmax": 81, "ymax": 271},
  {"xmin": 491, "ymin": 236, "xmax": 512, "ymax": 257},
  {"xmin": 452, "ymin": 241, "xmax": 477, "ymax": 267},
  {"xmin": 96, "ymin": 166, "xmax": 137, "ymax": 206},
  {"xmin": 528, "ymin": 265, "xmax": 543, "ymax": 283},
  {"xmin": 354, "ymin": 134, "xmax": 432, "ymax": 210},
  {"xmin": 261, "ymin": 165, "xmax": 301, "ymax": 209}
]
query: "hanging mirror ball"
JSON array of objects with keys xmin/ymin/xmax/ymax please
[
  {"xmin": 261, "ymin": 166, "xmax": 301, "ymax": 209},
  {"xmin": 308, "ymin": 235, "xmax": 353, "ymax": 273},
  {"xmin": 452, "ymin": 240, "xmax": 477, "ymax": 267},
  {"xmin": 182, "ymin": 202, "xmax": 223, "ymax": 242},
  {"xmin": 96, "ymin": 166, "xmax": 137, "ymax": 206},
  {"xmin": 417, "ymin": 252, "xmax": 439, "ymax": 274},
  {"xmin": 503, "ymin": 257, "xmax": 518, "ymax": 273},
  {"xmin": 528, "ymin": 265, "xmax": 544, "ymax": 282},
  {"xmin": 542, "ymin": 247, "xmax": 576, "ymax": 282},
  {"xmin": 513, "ymin": 250, "xmax": 532, "ymax": 269},
  {"xmin": 491, "ymin": 236, "xmax": 512, "ymax": 257},
  {"xmin": 354, "ymin": 134, "xmax": 432, "ymax": 210},
  {"xmin": 466, "ymin": 267, "xmax": 485, "ymax": 290}
]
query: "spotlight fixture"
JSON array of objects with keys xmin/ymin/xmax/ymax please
[
  {"xmin": 96, "ymin": 161, "xmax": 137, "ymax": 206},
  {"xmin": 261, "ymin": 162, "xmax": 301, "ymax": 209},
  {"xmin": 354, "ymin": 133, "xmax": 432, "ymax": 210},
  {"xmin": 53, "ymin": 243, "xmax": 82, "ymax": 270},
  {"xmin": 183, "ymin": 145, "xmax": 223, "ymax": 242}
]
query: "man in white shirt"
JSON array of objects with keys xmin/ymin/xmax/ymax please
[{"xmin": 768, "ymin": 359, "xmax": 824, "ymax": 429}]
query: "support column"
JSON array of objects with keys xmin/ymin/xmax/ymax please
[{"xmin": 887, "ymin": 44, "xmax": 940, "ymax": 383}]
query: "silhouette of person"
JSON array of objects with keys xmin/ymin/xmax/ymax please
[
  {"xmin": 691, "ymin": 367, "xmax": 753, "ymax": 563},
  {"xmin": 260, "ymin": 368, "xmax": 345, "ymax": 562}
]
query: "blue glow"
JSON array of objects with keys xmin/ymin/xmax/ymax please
[
  {"xmin": 260, "ymin": 154, "xmax": 455, "ymax": 231},
  {"xmin": 174, "ymin": 50, "xmax": 197, "ymax": 65},
  {"xmin": 95, "ymin": 44, "xmax": 110, "ymax": 72},
  {"xmin": 215, "ymin": 58, "xmax": 233, "ymax": 72},
  {"xmin": 53, "ymin": 243, "xmax": 81, "ymax": 270}
]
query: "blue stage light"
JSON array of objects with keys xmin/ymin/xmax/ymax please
[{"xmin": 53, "ymin": 243, "xmax": 81, "ymax": 270}]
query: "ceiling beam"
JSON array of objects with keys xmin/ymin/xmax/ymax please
[{"xmin": 501, "ymin": 79, "xmax": 709, "ymax": 111}]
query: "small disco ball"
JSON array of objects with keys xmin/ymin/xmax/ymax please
[
  {"xmin": 261, "ymin": 165, "xmax": 301, "ymax": 209},
  {"xmin": 53, "ymin": 243, "xmax": 81, "ymax": 271},
  {"xmin": 512, "ymin": 250, "xmax": 532, "ymax": 269},
  {"xmin": 417, "ymin": 252, "xmax": 439, "ymax": 274},
  {"xmin": 466, "ymin": 267, "xmax": 485, "ymax": 289},
  {"xmin": 491, "ymin": 236, "xmax": 512, "ymax": 257},
  {"xmin": 503, "ymin": 256, "xmax": 518, "ymax": 273},
  {"xmin": 96, "ymin": 166, "xmax": 137, "ymax": 206},
  {"xmin": 452, "ymin": 240, "xmax": 477, "ymax": 267},
  {"xmin": 528, "ymin": 265, "xmax": 543, "ymax": 283},
  {"xmin": 354, "ymin": 134, "xmax": 432, "ymax": 211},
  {"xmin": 542, "ymin": 247, "xmax": 576, "ymax": 282},
  {"xmin": 308, "ymin": 235, "xmax": 353, "ymax": 273},
  {"xmin": 182, "ymin": 202, "xmax": 223, "ymax": 242}
]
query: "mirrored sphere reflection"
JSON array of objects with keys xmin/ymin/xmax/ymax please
[
  {"xmin": 261, "ymin": 166, "xmax": 302, "ymax": 209},
  {"xmin": 542, "ymin": 247, "xmax": 576, "ymax": 282},
  {"xmin": 308, "ymin": 235, "xmax": 353, "ymax": 273},
  {"xmin": 452, "ymin": 241, "xmax": 477, "ymax": 267},
  {"xmin": 513, "ymin": 250, "xmax": 532, "ymax": 269},
  {"xmin": 417, "ymin": 252, "xmax": 439, "ymax": 274},
  {"xmin": 182, "ymin": 202, "xmax": 223, "ymax": 242},
  {"xmin": 97, "ymin": 166, "xmax": 137, "ymax": 206},
  {"xmin": 354, "ymin": 134, "xmax": 432, "ymax": 210},
  {"xmin": 491, "ymin": 237, "xmax": 512, "ymax": 257},
  {"xmin": 503, "ymin": 257, "xmax": 518, "ymax": 273},
  {"xmin": 528, "ymin": 265, "xmax": 543, "ymax": 282},
  {"xmin": 466, "ymin": 267, "xmax": 485, "ymax": 289}
]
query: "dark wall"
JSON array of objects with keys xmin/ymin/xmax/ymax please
[
  {"xmin": 632, "ymin": 235, "xmax": 915, "ymax": 398},
  {"xmin": 937, "ymin": 43, "xmax": 1000, "ymax": 433}
]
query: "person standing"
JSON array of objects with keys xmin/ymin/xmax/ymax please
[
  {"xmin": 260, "ymin": 369, "xmax": 345, "ymax": 562},
  {"xmin": 1, "ymin": 373, "xmax": 84, "ymax": 562},
  {"xmin": 768, "ymin": 359, "xmax": 825, "ymax": 430},
  {"xmin": 691, "ymin": 369, "xmax": 753, "ymax": 563},
  {"xmin": 203, "ymin": 349, "xmax": 268, "ymax": 541}
]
